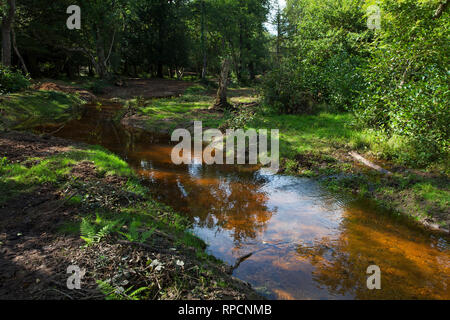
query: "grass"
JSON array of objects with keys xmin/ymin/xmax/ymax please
[
  {"xmin": 130, "ymin": 84, "xmax": 259, "ymax": 133},
  {"xmin": 0, "ymin": 90, "xmax": 84, "ymax": 129},
  {"xmin": 247, "ymin": 112, "xmax": 361, "ymax": 158},
  {"xmin": 0, "ymin": 145, "xmax": 146, "ymax": 206}
]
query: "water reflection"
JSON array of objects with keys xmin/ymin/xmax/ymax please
[{"xmin": 36, "ymin": 104, "xmax": 450, "ymax": 300}]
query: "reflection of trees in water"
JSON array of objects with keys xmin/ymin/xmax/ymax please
[
  {"xmin": 140, "ymin": 161, "xmax": 275, "ymax": 247},
  {"xmin": 294, "ymin": 204, "xmax": 450, "ymax": 300},
  {"xmin": 189, "ymin": 169, "xmax": 274, "ymax": 247}
]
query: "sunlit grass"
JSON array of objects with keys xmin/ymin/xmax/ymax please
[
  {"xmin": 0, "ymin": 145, "xmax": 137, "ymax": 206},
  {"xmin": 0, "ymin": 90, "xmax": 83, "ymax": 128}
]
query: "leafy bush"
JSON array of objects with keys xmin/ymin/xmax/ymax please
[
  {"xmin": 262, "ymin": 0, "xmax": 368, "ymax": 114},
  {"xmin": 355, "ymin": 0, "xmax": 449, "ymax": 165},
  {"xmin": 0, "ymin": 65, "xmax": 30, "ymax": 94}
]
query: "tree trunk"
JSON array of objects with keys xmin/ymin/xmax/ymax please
[
  {"xmin": 95, "ymin": 26, "xmax": 108, "ymax": 78},
  {"xmin": 201, "ymin": 0, "xmax": 207, "ymax": 79},
  {"xmin": 1, "ymin": 0, "xmax": 16, "ymax": 67},
  {"xmin": 213, "ymin": 58, "xmax": 231, "ymax": 110},
  {"xmin": 433, "ymin": 1, "xmax": 448, "ymax": 19},
  {"xmin": 11, "ymin": 27, "xmax": 28, "ymax": 74}
]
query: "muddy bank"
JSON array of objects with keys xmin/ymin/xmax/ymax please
[{"xmin": 0, "ymin": 131, "xmax": 261, "ymax": 300}]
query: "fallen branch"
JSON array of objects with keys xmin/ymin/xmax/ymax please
[
  {"xmin": 45, "ymin": 124, "xmax": 66, "ymax": 136},
  {"xmin": 349, "ymin": 151, "xmax": 393, "ymax": 176}
]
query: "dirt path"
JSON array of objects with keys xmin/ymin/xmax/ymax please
[
  {"xmin": 34, "ymin": 78, "xmax": 195, "ymax": 101},
  {"xmin": 100, "ymin": 78, "xmax": 194, "ymax": 99}
]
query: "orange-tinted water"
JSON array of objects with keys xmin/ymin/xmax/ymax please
[{"xmin": 37, "ymin": 104, "xmax": 449, "ymax": 300}]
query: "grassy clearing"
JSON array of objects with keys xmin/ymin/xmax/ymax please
[
  {"xmin": 126, "ymin": 84, "xmax": 259, "ymax": 133},
  {"xmin": 127, "ymin": 84, "xmax": 218, "ymax": 132},
  {"xmin": 0, "ymin": 90, "xmax": 84, "ymax": 129}
]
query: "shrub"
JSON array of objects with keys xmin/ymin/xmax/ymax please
[
  {"xmin": 262, "ymin": 0, "xmax": 368, "ymax": 114},
  {"xmin": 355, "ymin": 0, "xmax": 449, "ymax": 165},
  {"xmin": 262, "ymin": 60, "xmax": 318, "ymax": 114},
  {"xmin": 0, "ymin": 65, "xmax": 30, "ymax": 94}
]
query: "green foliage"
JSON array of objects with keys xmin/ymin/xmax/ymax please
[
  {"xmin": 221, "ymin": 107, "xmax": 257, "ymax": 129},
  {"xmin": 0, "ymin": 66, "xmax": 30, "ymax": 94},
  {"xmin": 97, "ymin": 280, "xmax": 149, "ymax": 300},
  {"xmin": 119, "ymin": 219, "xmax": 155, "ymax": 243},
  {"xmin": 355, "ymin": 0, "xmax": 449, "ymax": 165},
  {"xmin": 80, "ymin": 216, "xmax": 123, "ymax": 246},
  {"xmin": 264, "ymin": 0, "xmax": 448, "ymax": 166},
  {"xmin": 263, "ymin": 0, "xmax": 369, "ymax": 114},
  {"xmin": 0, "ymin": 146, "xmax": 138, "ymax": 206}
]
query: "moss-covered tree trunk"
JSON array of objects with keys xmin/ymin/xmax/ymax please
[{"xmin": 213, "ymin": 58, "xmax": 231, "ymax": 111}]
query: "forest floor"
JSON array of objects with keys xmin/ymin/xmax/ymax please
[{"xmin": 0, "ymin": 131, "xmax": 260, "ymax": 300}]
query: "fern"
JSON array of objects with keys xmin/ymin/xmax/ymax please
[
  {"xmin": 80, "ymin": 218, "xmax": 97, "ymax": 246},
  {"xmin": 139, "ymin": 227, "xmax": 156, "ymax": 244},
  {"xmin": 119, "ymin": 219, "xmax": 155, "ymax": 243},
  {"xmin": 80, "ymin": 217, "xmax": 123, "ymax": 246},
  {"xmin": 97, "ymin": 280, "xmax": 148, "ymax": 300}
]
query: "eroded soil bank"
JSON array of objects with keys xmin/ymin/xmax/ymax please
[{"xmin": 0, "ymin": 131, "xmax": 260, "ymax": 300}]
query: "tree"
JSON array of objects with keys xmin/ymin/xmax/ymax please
[
  {"xmin": 1, "ymin": 0, "xmax": 16, "ymax": 67},
  {"xmin": 213, "ymin": 57, "xmax": 231, "ymax": 110}
]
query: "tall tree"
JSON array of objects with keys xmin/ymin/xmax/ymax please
[{"xmin": 1, "ymin": 0, "xmax": 16, "ymax": 67}]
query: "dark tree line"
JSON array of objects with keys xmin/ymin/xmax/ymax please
[{"xmin": 1, "ymin": 0, "xmax": 271, "ymax": 82}]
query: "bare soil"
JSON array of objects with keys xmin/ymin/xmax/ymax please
[
  {"xmin": 34, "ymin": 82, "xmax": 96, "ymax": 102},
  {"xmin": 100, "ymin": 79, "xmax": 194, "ymax": 99}
]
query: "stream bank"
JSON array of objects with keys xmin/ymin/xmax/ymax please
[
  {"xmin": 0, "ymin": 131, "xmax": 261, "ymax": 300},
  {"xmin": 118, "ymin": 90, "xmax": 449, "ymax": 234}
]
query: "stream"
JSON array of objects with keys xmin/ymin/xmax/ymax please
[{"xmin": 37, "ymin": 103, "xmax": 449, "ymax": 300}]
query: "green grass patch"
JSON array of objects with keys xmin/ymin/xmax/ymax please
[
  {"xmin": 0, "ymin": 90, "xmax": 84, "ymax": 129},
  {"xmin": 413, "ymin": 183, "xmax": 449, "ymax": 211},
  {"xmin": 246, "ymin": 112, "xmax": 367, "ymax": 159},
  {"xmin": 0, "ymin": 145, "xmax": 136, "ymax": 206}
]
